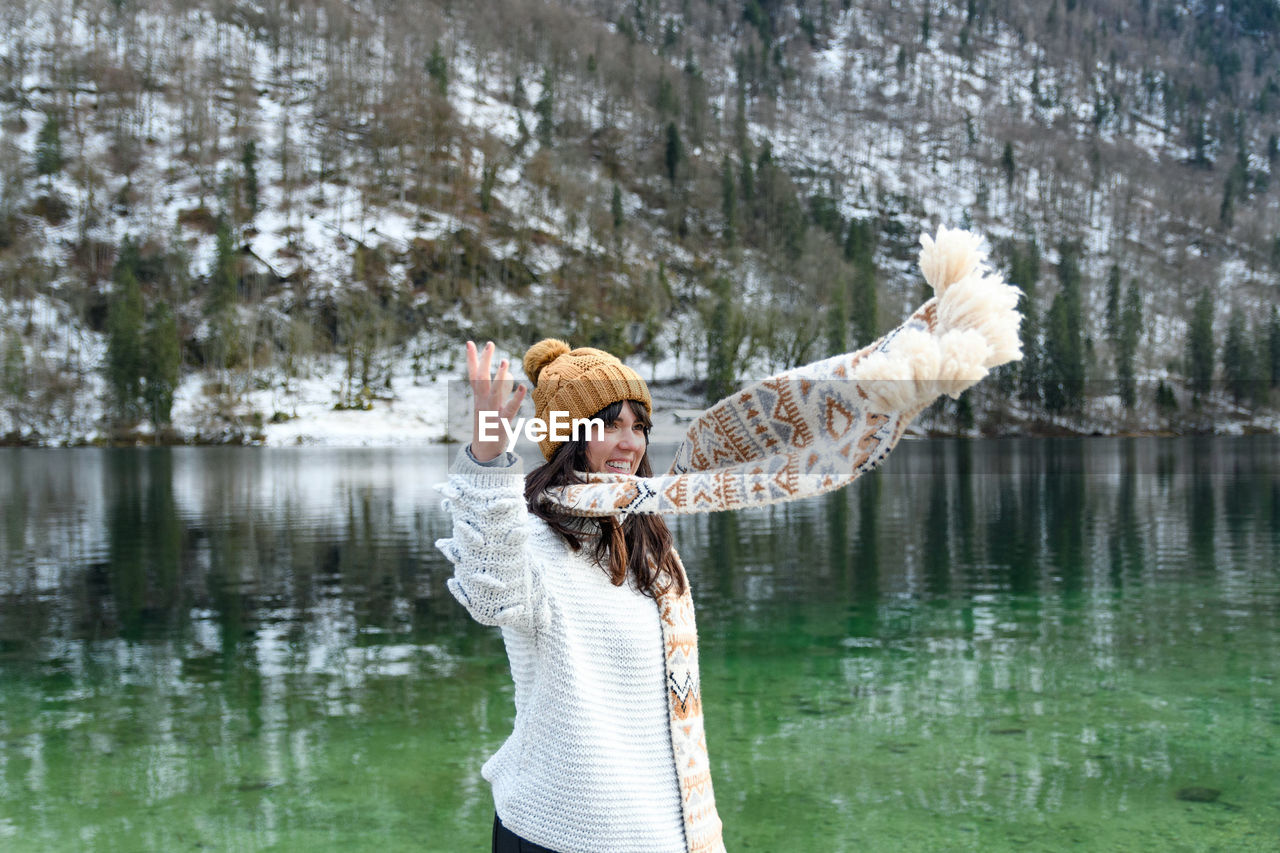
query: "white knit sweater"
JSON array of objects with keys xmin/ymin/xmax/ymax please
[{"xmin": 435, "ymin": 448, "xmax": 687, "ymax": 853}]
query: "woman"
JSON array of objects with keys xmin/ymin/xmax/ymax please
[{"xmin": 436, "ymin": 338, "xmax": 724, "ymax": 853}]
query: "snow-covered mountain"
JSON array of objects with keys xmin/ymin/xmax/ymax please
[{"xmin": 1, "ymin": 0, "xmax": 1277, "ymax": 445}]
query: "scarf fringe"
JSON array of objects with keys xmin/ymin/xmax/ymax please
[{"xmin": 659, "ymin": 552, "xmax": 726, "ymax": 853}]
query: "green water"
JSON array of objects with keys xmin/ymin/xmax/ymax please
[{"xmin": 1, "ymin": 439, "xmax": 1277, "ymax": 851}]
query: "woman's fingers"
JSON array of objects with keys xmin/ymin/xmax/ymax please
[
  {"xmin": 467, "ymin": 340, "xmax": 499, "ymax": 394},
  {"xmin": 501, "ymin": 384, "xmax": 527, "ymax": 420},
  {"xmin": 466, "ymin": 340, "xmax": 489, "ymax": 393},
  {"xmin": 467, "ymin": 341, "xmax": 525, "ymax": 413},
  {"xmin": 495, "ymin": 358, "xmax": 511, "ymax": 399},
  {"xmin": 478, "ymin": 341, "xmax": 494, "ymax": 383},
  {"xmin": 493, "ymin": 360, "xmax": 527, "ymax": 418}
]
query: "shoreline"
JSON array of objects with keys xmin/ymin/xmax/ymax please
[{"xmin": 4, "ymin": 424, "xmax": 1277, "ymax": 448}]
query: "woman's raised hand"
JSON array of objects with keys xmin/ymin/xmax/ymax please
[{"xmin": 467, "ymin": 340, "xmax": 527, "ymax": 463}]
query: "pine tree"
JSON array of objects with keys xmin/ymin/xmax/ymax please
[
  {"xmin": 1220, "ymin": 175, "xmax": 1236, "ymax": 227},
  {"xmin": 535, "ymin": 68, "xmax": 554, "ymax": 149},
  {"xmin": 241, "ymin": 140, "xmax": 259, "ymax": 219},
  {"xmin": 665, "ymin": 122, "xmax": 683, "ymax": 184},
  {"xmin": 1222, "ymin": 312, "xmax": 1252, "ymax": 404},
  {"xmin": 116, "ymin": 235, "xmax": 142, "ymax": 285},
  {"xmin": 662, "ymin": 18, "xmax": 680, "ymax": 52},
  {"xmin": 734, "ymin": 80, "xmax": 749, "ymax": 160},
  {"xmin": 479, "ymin": 159, "xmax": 498, "ymax": 213},
  {"xmin": 1189, "ymin": 114, "xmax": 1212, "ymax": 167},
  {"xmin": 1018, "ymin": 296, "xmax": 1043, "ymax": 405},
  {"xmin": 513, "ymin": 73, "xmax": 527, "ymax": 110},
  {"xmin": 35, "ymin": 113, "xmax": 63, "ymax": 186},
  {"xmin": 683, "ymin": 51, "xmax": 706, "ymax": 148},
  {"xmin": 1117, "ymin": 279, "xmax": 1142, "ymax": 408},
  {"xmin": 739, "ymin": 159, "xmax": 754, "ymax": 205},
  {"xmin": 1185, "ymin": 288, "xmax": 1215, "ymax": 403},
  {"xmin": 1269, "ymin": 305, "xmax": 1280, "ymax": 388},
  {"xmin": 720, "ymin": 156, "xmax": 737, "ymax": 245},
  {"xmin": 615, "ymin": 13, "xmax": 636, "ymax": 42},
  {"xmin": 954, "ymin": 391, "xmax": 975, "ymax": 430},
  {"xmin": 427, "ymin": 41, "xmax": 448, "ymax": 96},
  {"xmin": 1104, "ymin": 263, "xmax": 1121, "ymax": 342},
  {"xmin": 798, "ymin": 11, "xmax": 817, "ymax": 46},
  {"xmin": 1042, "ymin": 296, "xmax": 1073, "ymax": 411},
  {"xmin": 1007, "ymin": 238, "xmax": 1042, "ymax": 405},
  {"xmin": 2, "ymin": 333, "xmax": 26, "ymax": 401},
  {"xmin": 843, "ymin": 219, "xmax": 877, "ymax": 345},
  {"xmin": 744, "ymin": 0, "xmax": 770, "ymax": 45},
  {"xmin": 143, "ymin": 302, "xmax": 181, "ymax": 426},
  {"xmin": 704, "ymin": 275, "xmax": 741, "ymax": 405},
  {"xmin": 1001, "ymin": 141, "xmax": 1016, "ymax": 186},
  {"xmin": 1155, "ymin": 380, "xmax": 1178, "ymax": 417},
  {"xmin": 611, "ymin": 182, "xmax": 624, "ymax": 231},
  {"xmin": 826, "ymin": 277, "xmax": 848, "ymax": 355},
  {"xmin": 1042, "ymin": 242, "xmax": 1085, "ymax": 412},
  {"xmin": 514, "ymin": 111, "xmax": 530, "ymax": 153},
  {"xmin": 106, "ymin": 262, "xmax": 146, "ymax": 421},
  {"xmin": 207, "ymin": 215, "xmax": 238, "ymax": 317}
]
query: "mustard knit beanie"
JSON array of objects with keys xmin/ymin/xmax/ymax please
[{"xmin": 523, "ymin": 339, "xmax": 652, "ymax": 461}]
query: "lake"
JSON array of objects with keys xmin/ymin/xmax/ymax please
[{"xmin": 1, "ymin": 438, "xmax": 1277, "ymax": 851}]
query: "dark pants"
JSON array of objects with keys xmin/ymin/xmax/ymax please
[{"xmin": 492, "ymin": 813, "xmax": 560, "ymax": 853}]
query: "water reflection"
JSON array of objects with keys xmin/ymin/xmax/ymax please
[{"xmin": 1, "ymin": 438, "xmax": 1277, "ymax": 850}]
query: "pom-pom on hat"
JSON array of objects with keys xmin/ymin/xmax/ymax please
[{"xmin": 523, "ymin": 338, "xmax": 652, "ymax": 461}]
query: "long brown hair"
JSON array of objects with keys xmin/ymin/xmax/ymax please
[{"xmin": 524, "ymin": 399, "xmax": 686, "ymax": 599}]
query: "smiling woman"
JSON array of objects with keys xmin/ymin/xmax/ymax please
[{"xmin": 436, "ymin": 338, "xmax": 717, "ymax": 853}]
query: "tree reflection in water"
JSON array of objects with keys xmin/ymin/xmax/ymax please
[{"xmin": 0, "ymin": 438, "xmax": 1276, "ymax": 851}]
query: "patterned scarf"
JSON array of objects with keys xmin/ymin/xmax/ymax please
[{"xmin": 546, "ymin": 227, "xmax": 1023, "ymax": 852}]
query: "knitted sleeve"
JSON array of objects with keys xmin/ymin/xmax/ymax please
[{"xmin": 435, "ymin": 447, "xmax": 551, "ymax": 633}]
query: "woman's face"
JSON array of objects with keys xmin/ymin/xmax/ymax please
[{"xmin": 584, "ymin": 401, "xmax": 648, "ymax": 475}]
